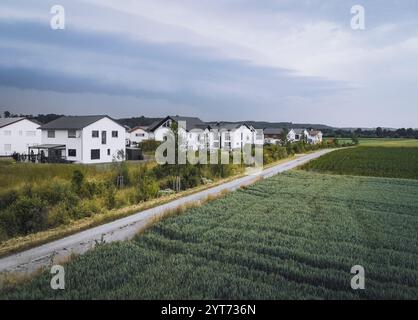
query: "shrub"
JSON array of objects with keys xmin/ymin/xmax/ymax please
[
  {"xmin": 1, "ymin": 196, "xmax": 48, "ymax": 237},
  {"xmin": 138, "ymin": 140, "xmax": 161, "ymax": 152},
  {"xmin": 47, "ymin": 203, "xmax": 72, "ymax": 227},
  {"xmin": 33, "ymin": 179, "xmax": 78, "ymax": 207},
  {"xmin": 136, "ymin": 176, "xmax": 159, "ymax": 202},
  {"xmin": 0, "ymin": 190, "xmax": 18, "ymax": 211},
  {"xmin": 71, "ymin": 170, "xmax": 84, "ymax": 193},
  {"xmin": 105, "ymin": 186, "xmax": 117, "ymax": 210}
]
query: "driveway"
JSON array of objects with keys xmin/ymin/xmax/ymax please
[{"xmin": 0, "ymin": 148, "xmax": 335, "ymax": 274}]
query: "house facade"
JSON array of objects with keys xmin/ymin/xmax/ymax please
[
  {"xmin": 287, "ymin": 129, "xmax": 305, "ymax": 142},
  {"xmin": 148, "ymin": 116, "xmax": 260, "ymax": 152},
  {"xmin": 210, "ymin": 123, "xmax": 254, "ymax": 151},
  {"xmin": 305, "ymin": 130, "xmax": 323, "ymax": 144},
  {"xmin": 128, "ymin": 126, "xmax": 150, "ymax": 146},
  {"xmin": 287, "ymin": 128, "xmax": 323, "ymax": 144},
  {"xmin": 0, "ymin": 118, "xmax": 41, "ymax": 156},
  {"xmin": 38, "ymin": 115, "xmax": 126, "ymax": 164},
  {"xmin": 263, "ymin": 128, "xmax": 285, "ymax": 145}
]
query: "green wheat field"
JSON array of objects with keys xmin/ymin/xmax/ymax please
[{"xmin": 2, "ymin": 167, "xmax": 418, "ymax": 299}]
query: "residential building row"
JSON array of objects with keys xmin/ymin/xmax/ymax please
[{"xmin": 0, "ymin": 115, "xmax": 322, "ymax": 164}]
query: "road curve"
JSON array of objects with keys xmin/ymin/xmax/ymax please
[{"xmin": 0, "ymin": 149, "xmax": 335, "ymax": 274}]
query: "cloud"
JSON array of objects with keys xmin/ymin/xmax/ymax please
[{"xmin": 0, "ymin": 0, "xmax": 417, "ymax": 127}]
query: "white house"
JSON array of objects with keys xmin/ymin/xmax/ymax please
[
  {"xmin": 287, "ymin": 128, "xmax": 323, "ymax": 144},
  {"xmin": 128, "ymin": 126, "xmax": 150, "ymax": 146},
  {"xmin": 149, "ymin": 116, "xmax": 210, "ymax": 151},
  {"xmin": 287, "ymin": 129, "xmax": 305, "ymax": 143},
  {"xmin": 263, "ymin": 128, "xmax": 285, "ymax": 145},
  {"xmin": 149, "ymin": 116, "xmax": 261, "ymax": 152},
  {"xmin": 305, "ymin": 130, "xmax": 323, "ymax": 144},
  {"xmin": 0, "ymin": 117, "xmax": 41, "ymax": 156},
  {"xmin": 211, "ymin": 123, "xmax": 254, "ymax": 151},
  {"xmin": 249, "ymin": 125, "xmax": 264, "ymax": 146},
  {"xmin": 37, "ymin": 115, "xmax": 126, "ymax": 164}
]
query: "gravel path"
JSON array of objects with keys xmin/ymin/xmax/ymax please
[{"xmin": 0, "ymin": 149, "xmax": 335, "ymax": 274}]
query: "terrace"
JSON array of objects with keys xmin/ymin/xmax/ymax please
[{"xmin": 14, "ymin": 144, "xmax": 69, "ymax": 163}]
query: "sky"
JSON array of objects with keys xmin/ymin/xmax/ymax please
[{"xmin": 0, "ymin": 0, "xmax": 418, "ymax": 128}]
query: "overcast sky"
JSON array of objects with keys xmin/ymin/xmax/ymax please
[{"xmin": 1, "ymin": 0, "xmax": 418, "ymax": 127}]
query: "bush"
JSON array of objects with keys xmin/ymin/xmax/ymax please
[
  {"xmin": 136, "ymin": 176, "xmax": 159, "ymax": 202},
  {"xmin": 33, "ymin": 179, "xmax": 78, "ymax": 207},
  {"xmin": 138, "ymin": 140, "xmax": 161, "ymax": 152},
  {"xmin": 72, "ymin": 170, "xmax": 84, "ymax": 193},
  {"xmin": 47, "ymin": 203, "xmax": 72, "ymax": 227},
  {"xmin": 0, "ymin": 196, "xmax": 48, "ymax": 237},
  {"xmin": 0, "ymin": 190, "xmax": 18, "ymax": 211},
  {"xmin": 105, "ymin": 186, "xmax": 117, "ymax": 210}
]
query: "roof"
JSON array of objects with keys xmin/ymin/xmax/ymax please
[
  {"xmin": 0, "ymin": 117, "xmax": 39, "ymax": 129},
  {"xmin": 128, "ymin": 126, "xmax": 149, "ymax": 133},
  {"xmin": 29, "ymin": 144, "xmax": 66, "ymax": 149},
  {"xmin": 306, "ymin": 130, "xmax": 322, "ymax": 136},
  {"xmin": 264, "ymin": 128, "xmax": 284, "ymax": 135},
  {"xmin": 211, "ymin": 122, "xmax": 252, "ymax": 131},
  {"xmin": 39, "ymin": 115, "xmax": 122, "ymax": 130},
  {"xmin": 291, "ymin": 128, "xmax": 305, "ymax": 135},
  {"xmin": 149, "ymin": 116, "xmax": 206, "ymax": 132}
]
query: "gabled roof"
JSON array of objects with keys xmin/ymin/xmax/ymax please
[
  {"xmin": 291, "ymin": 128, "xmax": 305, "ymax": 135},
  {"xmin": 264, "ymin": 128, "xmax": 284, "ymax": 135},
  {"xmin": 306, "ymin": 130, "xmax": 322, "ymax": 136},
  {"xmin": 0, "ymin": 117, "xmax": 39, "ymax": 129},
  {"xmin": 39, "ymin": 115, "xmax": 123, "ymax": 130},
  {"xmin": 211, "ymin": 122, "xmax": 252, "ymax": 131},
  {"xmin": 129, "ymin": 126, "xmax": 149, "ymax": 133},
  {"xmin": 148, "ymin": 116, "xmax": 206, "ymax": 132}
]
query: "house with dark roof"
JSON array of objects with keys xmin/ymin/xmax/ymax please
[
  {"xmin": 287, "ymin": 128, "xmax": 323, "ymax": 144},
  {"xmin": 0, "ymin": 117, "xmax": 41, "ymax": 156},
  {"xmin": 148, "ymin": 116, "xmax": 212, "ymax": 151},
  {"xmin": 37, "ymin": 115, "xmax": 126, "ymax": 163},
  {"xmin": 263, "ymin": 128, "xmax": 285, "ymax": 145},
  {"xmin": 210, "ymin": 122, "xmax": 257, "ymax": 150},
  {"xmin": 128, "ymin": 126, "xmax": 151, "ymax": 146}
]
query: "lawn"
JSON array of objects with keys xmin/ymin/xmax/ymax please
[
  {"xmin": 2, "ymin": 170, "xmax": 418, "ymax": 299},
  {"xmin": 301, "ymin": 146, "xmax": 418, "ymax": 180}
]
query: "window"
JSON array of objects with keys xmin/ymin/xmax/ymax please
[
  {"xmin": 112, "ymin": 131, "xmax": 118, "ymax": 138},
  {"xmin": 102, "ymin": 131, "xmax": 107, "ymax": 144},
  {"xmin": 224, "ymin": 132, "xmax": 231, "ymax": 140},
  {"xmin": 4, "ymin": 144, "xmax": 11, "ymax": 152},
  {"xmin": 68, "ymin": 149, "xmax": 77, "ymax": 157},
  {"xmin": 135, "ymin": 133, "xmax": 145, "ymax": 137},
  {"xmin": 47, "ymin": 130, "xmax": 55, "ymax": 138},
  {"xmin": 91, "ymin": 149, "xmax": 100, "ymax": 160},
  {"xmin": 68, "ymin": 130, "xmax": 76, "ymax": 138},
  {"xmin": 26, "ymin": 131, "xmax": 36, "ymax": 137},
  {"xmin": 4, "ymin": 130, "xmax": 11, "ymax": 136},
  {"xmin": 92, "ymin": 130, "xmax": 99, "ymax": 138},
  {"xmin": 19, "ymin": 131, "xmax": 23, "ymax": 136},
  {"xmin": 107, "ymin": 149, "xmax": 111, "ymax": 156}
]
